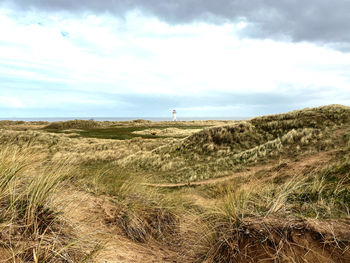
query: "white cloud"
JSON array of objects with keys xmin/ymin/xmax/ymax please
[
  {"xmin": 0, "ymin": 7, "xmax": 349, "ymax": 116},
  {"xmin": 0, "ymin": 96, "xmax": 25, "ymax": 108}
]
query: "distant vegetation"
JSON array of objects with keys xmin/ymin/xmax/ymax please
[
  {"xmin": 43, "ymin": 119, "xmax": 223, "ymax": 140},
  {"xmin": 45, "ymin": 119, "xmax": 104, "ymax": 130}
]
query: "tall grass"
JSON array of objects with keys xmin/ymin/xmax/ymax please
[
  {"xmin": 103, "ymin": 174, "xmax": 183, "ymax": 244},
  {"xmin": 119, "ymin": 126, "xmax": 332, "ymax": 183},
  {"xmin": 0, "ymin": 145, "xmax": 83, "ymax": 262}
]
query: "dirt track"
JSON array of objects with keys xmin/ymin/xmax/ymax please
[
  {"xmin": 143, "ymin": 126, "xmax": 350, "ymax": 188},
  {"xmin": 143, "ymin": 150, "xmax": 335, "ymax": 188}
]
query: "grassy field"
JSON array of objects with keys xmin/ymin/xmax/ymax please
[
  {"xmin": 50, "ymin": 125, "xmax": 209, "ymax": 140},
  {"xmin": 1, "ymin": 105, "xmax": 350, "ymax": 262}
]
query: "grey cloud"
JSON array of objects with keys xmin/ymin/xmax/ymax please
[{"xmin": 2, "ymin": 0, "xmax": 350, "ymax": 47}]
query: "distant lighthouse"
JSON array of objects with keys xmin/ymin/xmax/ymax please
[{"xmin": 172, "ymin": 109, "xmax": 177, "ymax": 121}]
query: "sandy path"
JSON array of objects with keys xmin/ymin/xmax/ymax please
[
  {"xmin": 53, "ymin": 188, "xmax": 178, "ymax": 263},
  {"xmin": 143, "ymin": 150, "xmax": 335, "ymax": 188},
  {"xmin": 143, "ymin": 126, "xmax": 349, "ymax": 188},
  {"xmin": 142, "ymin": 164, "xmax": 271, "ymax": 188}
]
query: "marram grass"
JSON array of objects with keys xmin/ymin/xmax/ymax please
[{"xmin": 0, "ymin": 145, "xmax": 85, "ymax": 262}]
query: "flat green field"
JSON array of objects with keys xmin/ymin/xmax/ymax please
[{"xmin": 50, "ymin": 125, "xmax": 210, "ymax": 140}]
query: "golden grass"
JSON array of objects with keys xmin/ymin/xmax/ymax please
[
  {"xmin": 0, "ymin": 145, "xmax": 86, "ymax": 262},
  {"xmin": 118, "ymin": 127, "xmax": 334, "ymax": 183},
  {"xmin": 0, "ymin": 128, "xmax": 172, "ymax": 165}
]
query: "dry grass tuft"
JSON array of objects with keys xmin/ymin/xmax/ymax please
[
  {"xmin": 197, "ymin": 215, "xmax": 350, "ymax": 263},
  {"xmin": 0, "ymin": 145, "xmax": 85, "ymax": 262}
]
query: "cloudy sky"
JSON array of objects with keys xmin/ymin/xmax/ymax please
[{"xmin": 0, "ymin": 0, "xmax": 350, "ymax": 118}]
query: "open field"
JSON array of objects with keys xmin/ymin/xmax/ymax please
[{"xmin": 1, "ymin": 104, "xmax": 350, "ymax": 262}]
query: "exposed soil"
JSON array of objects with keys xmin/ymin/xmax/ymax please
[
  {"xmin": 53, "ymin": 188, "xmax": 179, "ymax": 263},
  {"xmin": 215, "ymin": 216, "xmax": 350, "ymax": 263}
]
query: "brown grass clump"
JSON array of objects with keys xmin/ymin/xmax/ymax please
[
  {"xmin": 109, "ymin": 202, "xmax": 179, "ymax": 243},
  {"xmin": 198, "ymin": 215, "xmax": 350, "ymax": 263},
  {"xmin": 100, "ymin": 176, "xmax": 182, "ymax": 246},
  {"xmin": 180, "ymin": 122, "xmax": 264, "ymax": 154}
]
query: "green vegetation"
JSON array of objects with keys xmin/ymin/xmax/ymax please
[
  {"xmin": 68, "ymin": 125, "xmax": 208, "ymax": 140},
  {"xmin": 43, "ymin": 119, "xmax": 217, "ymax": 140}
]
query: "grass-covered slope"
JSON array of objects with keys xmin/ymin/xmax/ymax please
[
  {"xmin": 170, "ymin": 104, "xmax": 350, "ymax": 155},
  {"xmin": 118, "ymin": 105, "xmax": 350, "ymax": 183}
]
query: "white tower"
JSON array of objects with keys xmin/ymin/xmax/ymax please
[{"xmin": 172, "ymin": 109, "xmax": 177, "ymax": 121}]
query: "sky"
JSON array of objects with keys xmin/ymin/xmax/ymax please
[{"xmin": 0, "ymin": 0, "xmax": 350, "ymax": 118}]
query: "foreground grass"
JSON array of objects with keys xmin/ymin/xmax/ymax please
[{"xmin": 0, "ymin": 145, "xmax": 90, "ymax": 262}]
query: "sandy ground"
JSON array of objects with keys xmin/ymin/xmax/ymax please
[{"xmin": 53, "ymin": 188, "xmax": 178, "ymax": 263}]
